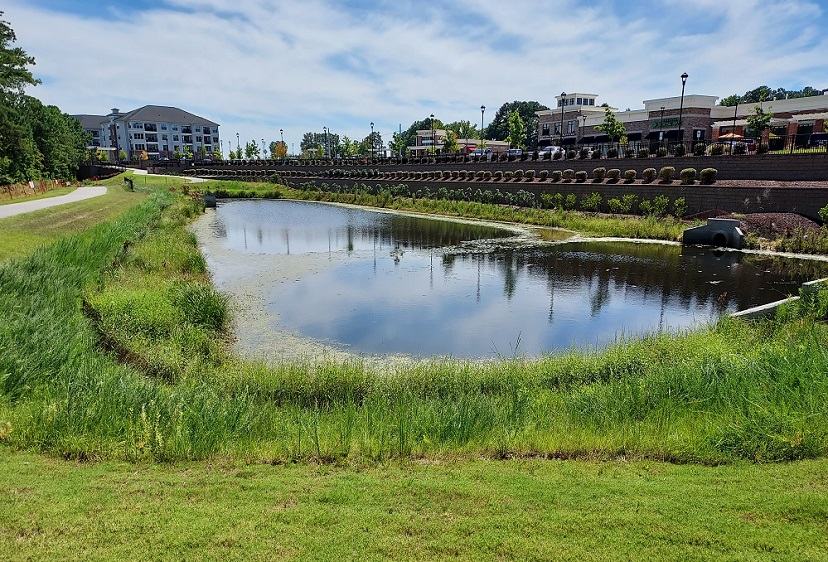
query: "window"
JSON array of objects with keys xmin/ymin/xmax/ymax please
[
  {"xmin": 172, "ymin": 125, "xmax": 179, "ymax": 131},
  {"xmin": 212, "ymin": 136, "xmax": 219, "ymax": 144},
  {"xmin": 173, "ymin": 135, "xmax": 179, "ymax": 141},
  {"xmin": 132, "ymin": 133, "xmax": 144, "ymax": 140},
  {"xmin": 567, "ymin": 121, "xmax": 575, "ymax": 134},
  {"xmin": 160, "ymin": 124, "xmax": 167, "ymax": 130},
  {"xmin": 554, "ymin": 123, "xmax": 561, "ymax": 135},
  {"xmin": 203, "ymin": 127, "xmax": 211, "ymax": 135},
  {"xmin": 184, "ymin": 135, "xmax": 192, "ymax": 143},
  {"xmin": 542, "ymin": 123, "xmax": 550, "ymax": 136},
  {"xmin": 196, "ymin": 136, "xmax": 202, "ymax": 143},
  {"xmin": 162, "ymin": 134, "xmax": 168, "ymax": 141},
  {"xmin": 577, "ymin": 98, "xmax": 582, "ymax": 105},
  {"xmin": 589, "ymin": 99, "xmax": 595, "ymax": 106}
]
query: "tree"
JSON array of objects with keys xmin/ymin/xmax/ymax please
[
  {"xmin": 96, "ymin": 148, "xmax": 108, "ymax": 162},
  {"xmin": 746, "ymin": 103, "xmax": 772, "ymax": 137},
  {"xmin": 359, "ymin": 131, "xmax": 383, "ymax": 157},
  {"xmin": 445, "ymin": 120, "xmax": 478, "ymax": 140},
  {"xmin": 396, "ymin": 117, "xmax": 444, "ymax": 154},
  {"xmin": 0, "ymin": 12, "xmax": 40, "ymax": 99},
  {"xmin": 118, "ymin": 149, "xmax": 127, "ymax": 162},
  {"xmin": 594, "ymin": 106, "xmax": 626, "ymax": 142},
  {"xmin": 212, "ymin": 146, "xmax": 223, "ymax": 161},
  {"xmin": 442, "ymin": 130, "xmax": 459, "ymax": 153},
  {"xmin": 183, "ymin": 146, "xmax": 193, "ymax": 160},
  {"xmin": 272, "ymin": 141, "xmax": 287, "ymax": 159},
  {"xmin": 174, "ymin": 148, "xmax": 183, "ymax": 161},
  {"xmin": 300, "ymin": 131, "xmax": 340, "ymax": 156},
  {"xmin": 389, "ymin": 132, "xmax": 406, "ymax": 156},
  {"xmin": 719, "ymin": 85, "xmax": 822, "ymax": 106},
  {"xmin": 243, "ymin": 140, "xmax": 258, "ymax": 160},
  {"xmin": 485, "ymin": 101, "xmax": 548, "ymax": 149},
  {"xmin": 506, "ymin": 110, "xmax": 526, "ymax": 149}
]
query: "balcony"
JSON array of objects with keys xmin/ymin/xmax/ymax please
[
  {"xmin": 144, "ymin": 124, "xmax": 158, "ymax": 132},
  {"xmin": 182, "ymin": 127, "xmax": 192, "ymax": 134}
]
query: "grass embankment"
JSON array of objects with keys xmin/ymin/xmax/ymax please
[
  {"xmin": 0, "ymin": 175, "xmax": 148, "ymax": 262},
  {"xmin": 204, "ymin": 180, "xmax": 689, "ymax": 241},
  {"xmin": 0, "ymin": 185, "xmax": 74, "ymax": 207},
  {"xmin": 3, "ymin": 451, "xmax": 827, "ymax": 560},
  {"xmin": 1, "ymin": 182, "xmax": 827, "ymax": 466}
]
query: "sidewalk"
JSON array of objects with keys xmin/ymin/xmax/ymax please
[
  {"xmin": 0, "ymin": 186, "xmax": 108, "ymax": 219},
  {"xmin": 131, "ymin": 169, "xmax": 206, "ymax": 183}
]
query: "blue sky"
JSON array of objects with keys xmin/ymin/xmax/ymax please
[{"xmin": 5, "ymin": 0, "xmax": 828, "ymax": 153}]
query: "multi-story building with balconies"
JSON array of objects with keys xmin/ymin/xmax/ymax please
[{"xmin": 74, "ymin": 105, "xmax": 220, "ymax": 161}]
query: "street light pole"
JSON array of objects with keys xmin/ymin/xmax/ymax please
[
  {"xmin": 480, "ymin": 105, "xmax": 485, "ymax": 152},
  {"xmin": 677, "ymin": 72, "xmax": 688, "ymax": 152},
  {"xmin": 279, "ymin": 129, "xmax": 284, "ymax": 160},
  {"xmin": 559, "ymin": 92, "xmax": 566, "ymax": 153},
  {"xmin": 370, "ymin": 122, "xmax": 374, "ymax": 161},
  {"xmin": 659, "ymin": 106, "xmax": 665, "ymax": 148},
  {"xmin": 323, "ymin": 127, "xmax": 328, "ymax": 159},
  {"xmin": 236, "ymin": 132, "xmax": 240, "ymax": 156},
  {"xmin": 430, "ymin": 114, "xmax": 435, "ymax": 157},
  {"xmin": 261, "ymin": 138, "xmax": 265, "ymax": 159}
]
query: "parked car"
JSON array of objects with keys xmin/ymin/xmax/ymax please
[
  {"xmin": 808, "ymin": 133, "xmax": 828, "ymax": 147},
  {"xmin": 507, "ymin": 148, "xmax": 523, "ymax": 156},
  {"xmin": 538, "ymin": 146, "xmax": 562, "ymax": 155}
]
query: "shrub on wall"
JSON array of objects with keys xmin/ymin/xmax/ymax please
[
  {"xmin": 592, "ymin": 167, "xmax": 606, "ymax": 181},
  {"xmin": 575, "ymin": 171, "xmax": 588, "ymax": 182},
  {"xmin": 673, "ymin": 144, "xmax": 686, "ymax": 157},
  {"xmin": 606, "ymin": 168, "xmax": 621, "ymax": 181},
  {"xmin": 733, "ymin": 142, "xmax": 747, "ymax": 155},
  {"xmin": 680, "ymin": 168, "xmax": 697, "ymax": 185},
  {"xmin": 711, "ymin": 144, "xmax": 725, "ymax": 156},
  {"xmin": 642, "ymin": 168, "xmax": 657, "ymax": 183},
  {"xmin": 658, "ymin": 166, "xmax": 675, "ymax": 182},
  {"xmin": 591, "ymin": 150, "xmax": 601, "ymax": 159},
  {"xmin": 504, "ymin": 171, "xmax": 513, "ymax": 181},
  {"xmin": 566, "ymin": 150, "xmax": 577, "ymax": 159},
  {"xmin": 673, "ymin": 197, "xmax": 687, "ymax": 217},
  {"xmin": 656, "ymin": 147, "xmax": 668, "ymax": 157},
  {"xmin": 476, "ymin": 171, "xmax": 485, "ymax": 180},
  {"xmin": 484, "ymin": 171, "xmax": 492, "ymax": 181},
  {"xmin": 525, "ymin": 169, "xmax": 536, "ymax": 181},
  {"xmin": 551, "ymin": 170, "xmax": 562, "ymax": 182},
  {"xmin": 538, "ymin": 170, "xmax": 549, "ymax": 180},
  {"xmin": 493, "ymin": 170, "xmax": 503, "ymax": 181},
  {"xmin": 693, "ymin": 143, "xmax": 706, "ymax": 156},
  {"xmin": 637, "ymin": 147, "xmax": 650, "ymax": 158},
  {"xmin": 553, "ymin": 151, "xmax": 563, "ymax": 160},
  {"xmin": 580, "ymin": 192, "xmax": 602, "ymax": 211},
  {"xmin": 607, "ymin": 148, "xmax": 618, "ymax": 158},
  {"xmin": 564, "ymin": 193, "xmax": 578, "ymax": 209},
  {"xmin": 563, "ymin": 169, "xmax": 574, "ymax": 181},
  {"xmin": 700, "ymin": 168, "xmax": 718, "ymax": 184},
  {"xmin": 579, "ymin": 148, "xmax": 590, "ymax": 159},
  {"xmin": 442, "ymin": 170, "xmax": 451, "ymax": 179},
  {"xmin": 513, "ymin": 169, "xmax": 524, "ymax": 180}
]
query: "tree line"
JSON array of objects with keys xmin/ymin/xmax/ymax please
[{"xmin": 0, "ymin": 12, "xmax": 89, "ymax": 185}]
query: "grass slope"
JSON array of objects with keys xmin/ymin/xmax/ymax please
[{"xmin": 2, "ymin": 451, "xmax": 827, "ymax": 561}]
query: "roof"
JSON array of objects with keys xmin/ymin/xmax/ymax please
[
  {"xmin": 112, "ymin": 105, "xmax": 219, "ymax": 127},
  {"xmin": 72, "ymin": 114, "xmax": 107, "ymax": 130}
]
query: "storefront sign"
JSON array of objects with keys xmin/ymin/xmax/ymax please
[{"xmin": 652, "ymin": 118, "xmax": 679, "ymax": 128}]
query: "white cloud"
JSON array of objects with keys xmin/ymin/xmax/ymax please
[{"xmin": 4, "ymin": 0, "xmax": 827, "ymax": 152}]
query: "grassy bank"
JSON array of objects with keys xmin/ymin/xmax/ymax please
[
  {"xmin": 204, "ymin": 180, "xmax": 689, "ymax": 241},
  {"xmin": 3, "ymin": 450, "xmax": 827, "ymax": 560},
  {"xmin": 1, "ymin": 181, "xmax": 827, "ymax": 465}
]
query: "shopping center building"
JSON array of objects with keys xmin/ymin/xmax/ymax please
[{"xmin": 536, "ymin": 90, "xmax": 828, "ymax": 149}]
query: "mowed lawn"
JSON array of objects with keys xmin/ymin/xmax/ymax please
[
  {"xmin": 1, "ymin": 451, "xmax": 826, "ymax": 561},
  {"xmin": 0, "ymin": 174, "xmax": 149, "ymax": 262}
]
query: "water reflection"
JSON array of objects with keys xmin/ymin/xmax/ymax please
[{"xmin": 199, "ymin": 200, "xmax": 828, "ymax": 358}]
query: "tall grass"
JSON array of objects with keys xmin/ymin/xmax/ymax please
[{"xmin": 1, "ymin": 186, "xmax": 827, "ymax": 464}]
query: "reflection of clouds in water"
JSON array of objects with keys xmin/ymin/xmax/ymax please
[{"xmin": 192, "ymin": 201, "xmax": 828, "ymax": 359}]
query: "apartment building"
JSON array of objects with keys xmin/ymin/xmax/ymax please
[{"xmin": 74, "ymin": 105, "xmax": 220, "ymax": 161}]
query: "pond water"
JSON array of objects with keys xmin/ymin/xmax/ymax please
[{"xmin": 194, "ymin": 200, "xmax": 828, "ymax": 359}]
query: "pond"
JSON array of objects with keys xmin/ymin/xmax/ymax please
[{"xmin": 193, "ymin": 200, "xmax": 828, "ymax": 359}]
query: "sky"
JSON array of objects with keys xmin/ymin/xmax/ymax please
[{"xmin": 4, "ymin": 0, "xmax": 828, "ymax": 154}]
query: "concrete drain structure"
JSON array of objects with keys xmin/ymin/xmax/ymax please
[{"xmin": 682, "ymin": 218, "xmax": 744, "ymax": 249}]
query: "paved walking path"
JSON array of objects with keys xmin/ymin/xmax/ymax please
[
  {"xmin": 0, "ymin": 186, "xmax": 108, "ymax": 219},
  {"xmin": 132, "ymin": 169, "xmax": 207, "ymax": 183}
]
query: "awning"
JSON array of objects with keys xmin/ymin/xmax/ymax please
[
  {"xmin": 593, "ymin": 135, "xmax": 610, "ymax": 143},
  {"xmin": 626, "ymin": 132, "xmax": 643, "ymax": 141},
  {"xmin": 664, "ymin": 130, "xmax": 684, "ymax": 140},
  {"xmin": 579, "ymin": 136, "xmax": 594, "ymax": 144},
  {"xmin": 562, "ymin": 137, "xmax": 577, "ymax": 146},
  {"xmin": 645, "ymin": 131, "xmax": 662, "ymax": 140}
]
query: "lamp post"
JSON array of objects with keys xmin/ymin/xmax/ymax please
[
  {"xmin": 236, "ymin": 132, "xmax": 240, "ymax": 155},
  {"xmin": 677, "ymin": 72, "xmax": 688, "ymax": 152},
  {"xmin": 227, "ymin": 140, "xmax": 230, "ymax": 158},
  {"xmin": 261, "ymin": 138, "xmax": 265, "ymax": 159},
  {"xmin": 579, "ymin": 112, "xmax": 586, "ymax": 144},
  {"xmin": 370, "ymin": 122, "xmax": 374, "ymax": 161},
  {"xmin": 430, "ymin": 113, "xmax": 435, "ymax": 156},
  {"xmin": 279, "ymin": 129, "xmax": 284, "ymax": 160},
  {"xmin": 559, "ymin": 92, "xmax": 566, "ymax": 152},
  {"xmin": 480, "ymin": 105, "xmax": 485, "ymax": 150},
  {"xmin": 323, "ymin": 127, "xmax": 329, "ymax": 159},
  {"xmin": 659, "ymin": 106, "xmax": 665, "ymax": 148}
]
